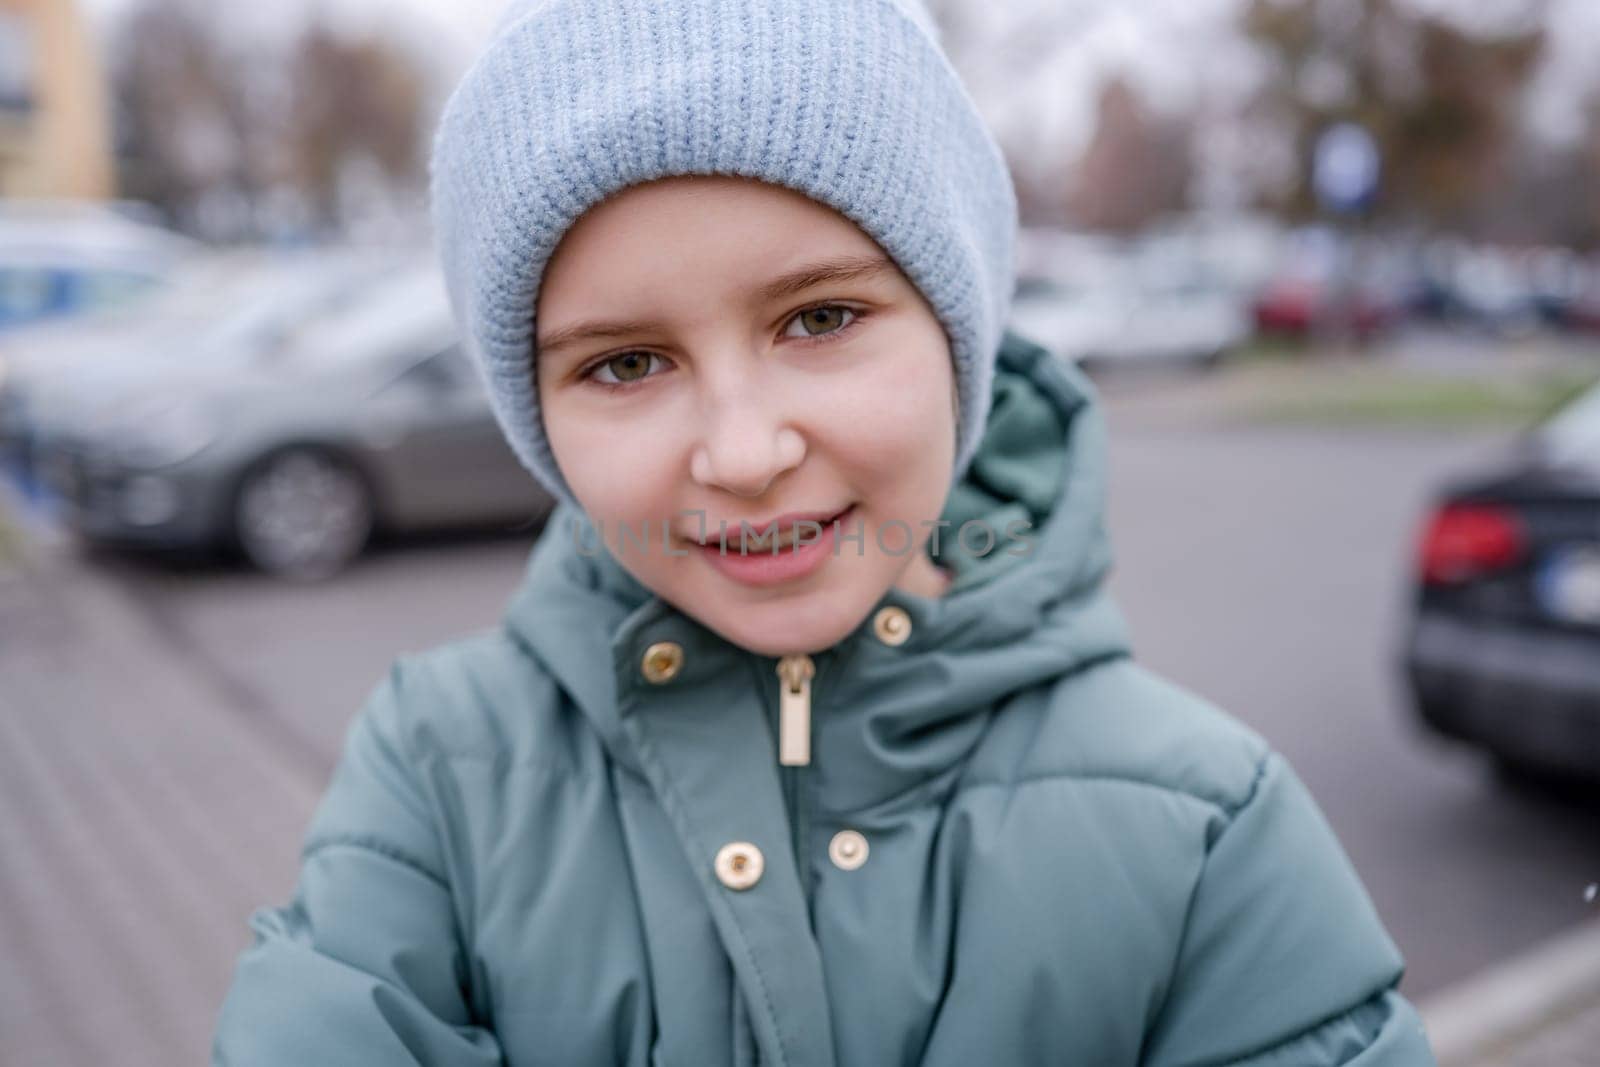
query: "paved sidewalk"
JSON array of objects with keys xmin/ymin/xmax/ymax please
[{"xmin": 0, "ymin": 539, "xmax": 323, "ymax": 1066}]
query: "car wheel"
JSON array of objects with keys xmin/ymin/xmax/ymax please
[{"xmin": 233, "ymin": 448, "xmax": 373, "ymax": 580}]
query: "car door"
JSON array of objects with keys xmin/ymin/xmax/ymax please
[{"xmin": 365, "ymin": 344, "xmax": 550, "ymax": 529}]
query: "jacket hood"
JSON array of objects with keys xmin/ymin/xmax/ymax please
[{"xmin": 502, "ymin": 329, "xmax": 1132, "ymax": 805}]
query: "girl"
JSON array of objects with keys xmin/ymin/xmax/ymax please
[{"xmin": 214, "ymin": 1, "xmax": 1437, "ymax": 1063}]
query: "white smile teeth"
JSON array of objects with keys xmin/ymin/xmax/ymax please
[{"xmin": 720, "ymin": 529, "xmax": 801, "ymax": 552}]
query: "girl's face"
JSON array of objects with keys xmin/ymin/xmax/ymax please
[{"xmin": 536, "ymin": 175, "xmax": 956, "ymax": 656}]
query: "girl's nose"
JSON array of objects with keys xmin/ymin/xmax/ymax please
[{"xmin": 689, "ymin": 390, "xmax": 807, "ymax": 498}]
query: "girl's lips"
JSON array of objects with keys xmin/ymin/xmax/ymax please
[
  {"xmin": 700, "ymin": 506, "xmax": 852, "ymax": 550},
  {"xmin": 697, "ymin": 505, "xmax": 856, "ymax": 588}
]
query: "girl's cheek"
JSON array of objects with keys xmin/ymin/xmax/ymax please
[
  {"xmin": 818, "ymin": 361, "xmax": 949, "ymax": 466},
  {"xmin": 542, "ymin": 405, "xmax": 658, "ymax": 516}
]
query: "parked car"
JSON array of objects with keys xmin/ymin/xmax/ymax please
[
  {"xmin": 34, "ymin": 266, "xmax": 553, "ymax": 578},
  {"xmin": 1444, "ymin": 246, "xmax": 1542, "ymax": 337},
  {"xmin": 1525, "ymin": 246, "xmax": 1590, "ymax": 329},
  {"xmin": 1253, "ymin": 227, "xmax": 1409, "ymax": 341},
  {"xmin": 1406, "ymin": 238, "xmax": 1555, "ymax": 337},
  {"xmin": 1400, "ymin": 380, "xmax": 1600, "ymax": 782},
  {"xmin": 1558, "ymin": 263, "xmax": 1600, "ymax": 335},
  {"xmin": 1, "ymin": 248, "xmax": 400, "ymax": 500},
  {"xmin": 0, "ymin": 201, "xmax": 193, "ymax": 332},
  {"xmin": 1139, "ymin": 213, "xmax": 1285, "ymax": 305},
  {"xmin": 1009, "ymin": 256, "xmax": 1249, "ymax": 372}
]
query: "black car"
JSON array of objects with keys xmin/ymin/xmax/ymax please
[{"xmin": 1402, "ymin": 382, "xmax": 1600, "ymax": 782}]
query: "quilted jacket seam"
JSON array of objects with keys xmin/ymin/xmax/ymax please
[
  {"xmin": 299, "ymin": 834, "xmax": 451, "ymax": 892},
  {"xmin": 957, "ymin": 756, "xmax": 1269, "ymax": 822}
]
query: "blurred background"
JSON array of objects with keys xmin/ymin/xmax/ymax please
[{"xmin": 2, "ymin": 0, "xmax": 1598, "ymax": 1064}]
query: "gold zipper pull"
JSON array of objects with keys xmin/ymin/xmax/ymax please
[{"xmin": 775, "ymin": 653, "xmax": 815, "ymax": 766}]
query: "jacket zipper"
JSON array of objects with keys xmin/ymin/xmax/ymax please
[
  {"xmin": 775, "ymin": 653, "xmax": 815, "ymax": 904},
  {"xmin": 776, "ymin": 653, "xmax": 814, "ymax": 766}
]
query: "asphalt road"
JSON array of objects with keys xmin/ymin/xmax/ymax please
[
  {"xmin": 57, "ymin": 387, "xmax": 1600, "ymax": 1000},
  {"xmin": 1098, "ymin": 416, "xmax": 1598, "ymax": 998}
]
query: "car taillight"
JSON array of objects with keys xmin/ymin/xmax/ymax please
[{"xmin": 1418, "ymin": 503, "xmax": 1525, "ymax": 585}]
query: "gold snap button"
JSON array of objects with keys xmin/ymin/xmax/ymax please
[
  {"xmin": 829, "ymin": 829, "xmax": 869, "ymax": 870},
  {"xmin": 641, "ymin": 641, "xmax": 684, "ymax": 684},
  {"xmin": 873, "ymin": 606, "xmax": 911, "ymax": 646},
  {"xmin": 714, "ymin": 841, "xmax": 764, "ymax": 890}
]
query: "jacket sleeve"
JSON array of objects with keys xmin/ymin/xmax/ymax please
[
  {"xmin": 1140, "ymin": 751, "xmax": 1437, "ymax": 1067},
  {"xmin": 212, "ymin": 660, "xmax": 504, "ymax": 1066}
]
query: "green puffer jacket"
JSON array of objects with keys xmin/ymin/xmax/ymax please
[{"xmin": 213, "ymin": 331, "xmax": 1436, "ymax": 1066}]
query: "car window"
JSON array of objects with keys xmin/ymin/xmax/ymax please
[
  {"xmin": 68, "ymin": 269, "xmax": 162, "ymax": 313},
  {"xmin": 0, "ymin": 267, "xmax": 62, "ymax": 325}
]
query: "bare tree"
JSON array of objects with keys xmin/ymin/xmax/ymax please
[
  {"xmin": 1067, "ymin": 77, "xmax": 1193, "ymax": 233},
  {"xmin": 1242, "ymin": 0, "xmax": 1546, "ymax": 232},
  {"xmin": 284, "ymin": 26, "xmax": 426, "ymax": 235},
  {"xmin": 111, "ymin": 0, "xmax": 247, "ymax": 234},
  {"xmin": 107, "ymin": 0, "xmax": 428, "ymax": 241}
]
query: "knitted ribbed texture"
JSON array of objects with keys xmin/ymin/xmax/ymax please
[{"xmin": 430, "ymin": 0, "xmax": 1018, "ymax": 507}]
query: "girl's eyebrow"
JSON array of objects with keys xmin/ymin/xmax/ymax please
[
  {"xmin": 756, "ymin": 253, "xmax": 893, "ymax": 302},
  {"xmin": 536, "ymin": 253, "xmax": 894, "ymax": 357}
]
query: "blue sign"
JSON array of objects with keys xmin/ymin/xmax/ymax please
[{"xmin": 1313, "ymin": 122, "xmax": 1380, "ymax": 215}]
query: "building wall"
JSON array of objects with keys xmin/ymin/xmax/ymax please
[{"xmin": 0, "ymin": 0, "xmax": 114, "ymax": 200}]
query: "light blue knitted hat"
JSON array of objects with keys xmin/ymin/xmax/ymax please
[{"xmin": 431, "ymin": 0, "xmax": 1018, "ymax": 507}]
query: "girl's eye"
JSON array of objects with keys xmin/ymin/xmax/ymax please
[
  {"xmin": 584, "ymin": 307, "xmax": 858, "ymax": 388},
  {"xmin": 785, "ymin": 305, "xmax": 856, "ymax": 339},
  {"xmin": 589, "ymin": 351, "xmax": 666, "ymax": 386}
]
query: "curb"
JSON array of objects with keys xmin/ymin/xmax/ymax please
[{"xmin": 1420, "ymin": 916, "xmax": 1600, "ymax": 1066}]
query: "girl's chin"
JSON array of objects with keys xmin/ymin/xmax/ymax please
[{"xmin": 691, "ymin": 585, "xmax": 879, "ymax": 657}]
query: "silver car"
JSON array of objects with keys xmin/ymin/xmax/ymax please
[
  {"xmin": 1009, "ymin": 237, "xmax": 1251, "ymax": 372},
  {"xmin": 36, "ymin": 266, "xmax": 553, "ymax": 578},
  {"xmin": 2, "ymin": 249, "xmax": 399, "ymax": 484}
]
